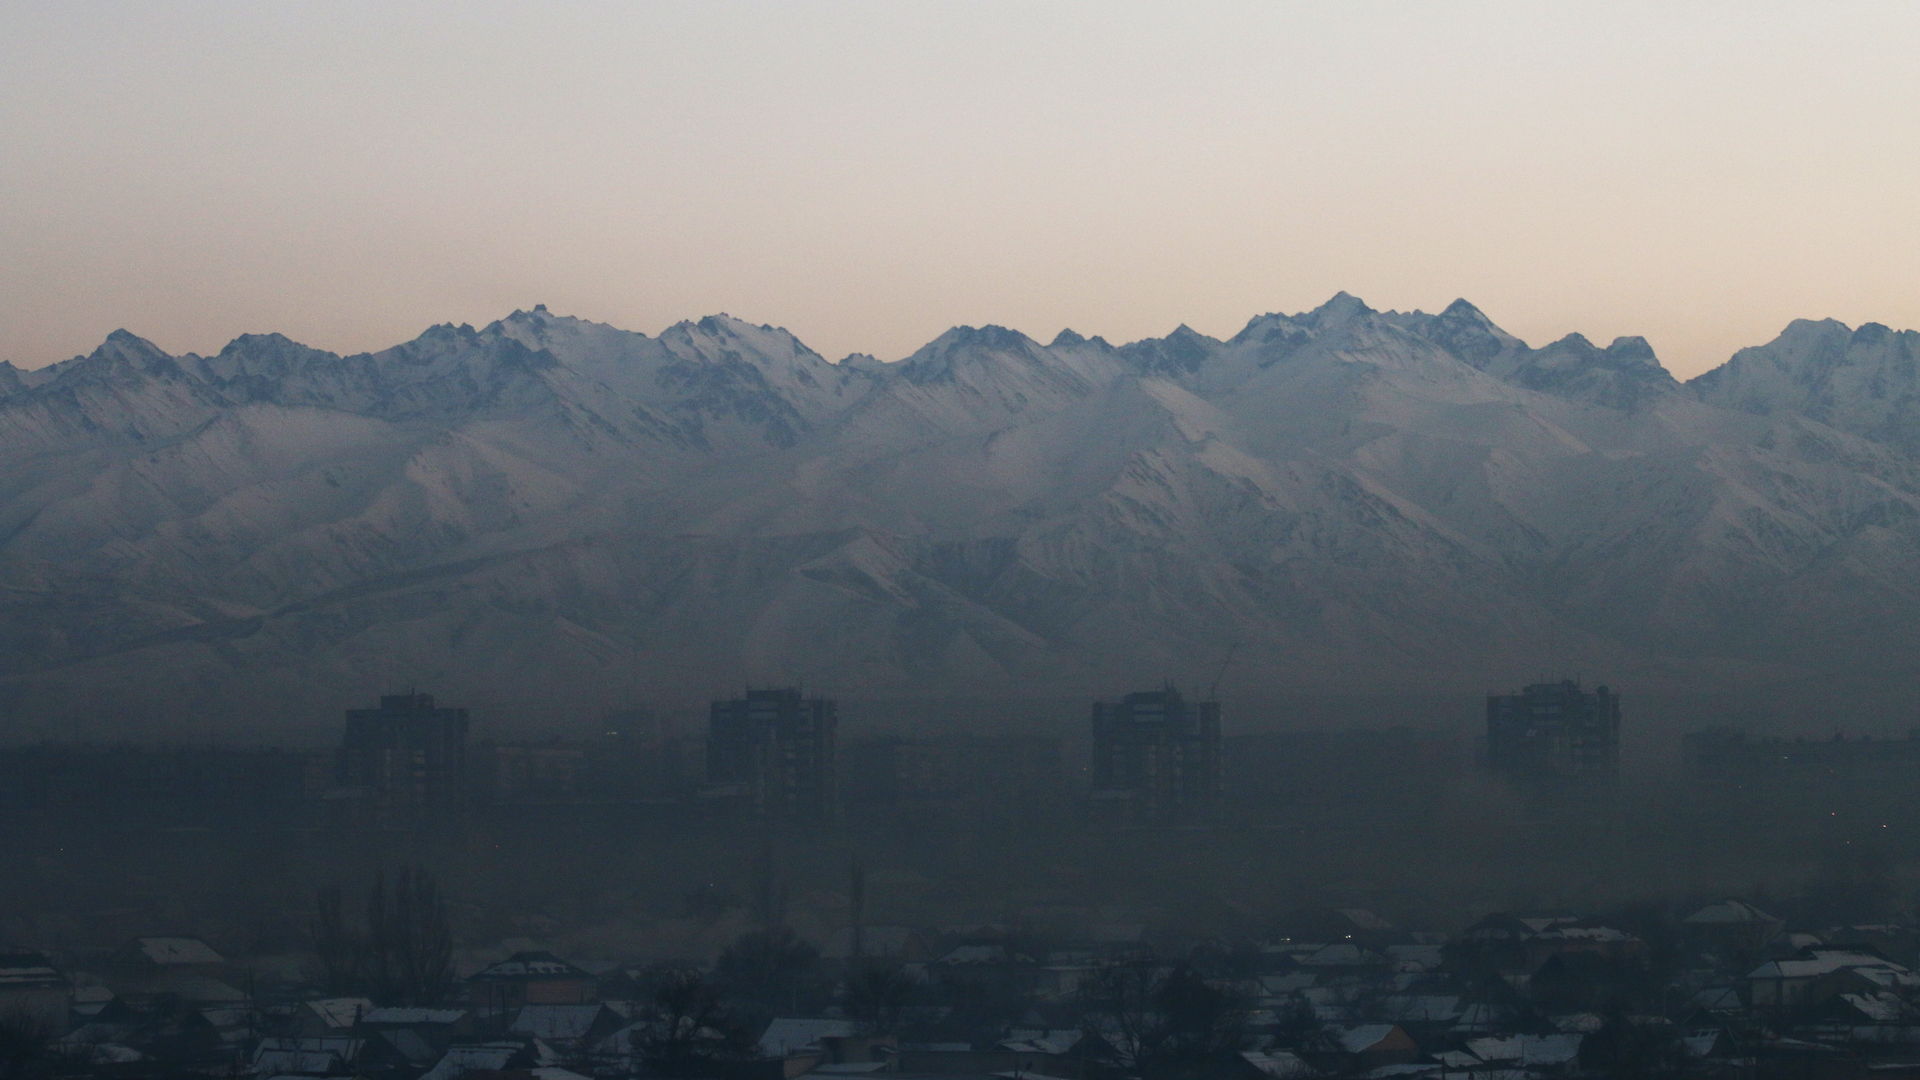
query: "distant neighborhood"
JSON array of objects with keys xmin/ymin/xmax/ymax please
[
  {"xmin": 10, "ymin": 681, "xmax": 1920, "ymax": 1077},
  {"xmin": 10, "ymin": 878, "xmax": 1920, "ymax": 1079}
]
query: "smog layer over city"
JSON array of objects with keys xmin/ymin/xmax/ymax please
[{"xmin": 5, "ymin": 4, "xmax": 1920, "ymax": 1080}]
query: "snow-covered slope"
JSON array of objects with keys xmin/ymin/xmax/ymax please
[
  {"xmin": 1692, "ymin": 318, "xmax": 1920, "ymax": 452},
  {"xmin": 3, "ymin": 298, "xmax": 1919, "ymax": 734}
]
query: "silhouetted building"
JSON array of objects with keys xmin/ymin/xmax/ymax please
[
  {"xmin": 706, "ymin": 687, "xmax": 838, "ymax": 823},
  {"xmin": 1485, "ymin": 679, "xmax": 1619, "ymax": 780},
  {"xmin": 1088, "ymin": 684, "xmax": 1222, "ymax": 826},
  {"xmin": 336, "ymin": 692, "xmax": 470, "ymax": 822},
  {"xmin": 469, "ymin": 951, "xmax": 596, "ymax": 1022}
]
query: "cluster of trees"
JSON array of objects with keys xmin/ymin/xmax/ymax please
[
  {"xmin": 1076, "ymin": 961, "xmax": 1248, "ymax": 1079},
  {"xmin": 311, "ymin": 865, "xmax": 454, "ymax": 1006},
  {"xmin": 0, "ymin": 1011, "xmax": 52, "ymax": 1080}
]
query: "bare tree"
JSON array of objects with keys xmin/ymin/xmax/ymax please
[
  {"xmin": 842, "ymin": 960, "xmax": 914, "ymax": 1032},
  {"xmin": 634, "ymin": 967, "xmax": 753, "ymax": 1077},
  {"xmin": 1077, "ymin": 959, "xmax": 1245, "ymax": 1080},
  {"xmin": 714, "ymin": 926, "xmax": 819, "ymax": 1015},
  {"xmin": 0, "ymin": 1009, "xmax": 51, "ymax": 1080},
  {"xmin": 311, "ymin": 883, "xmax": 360, "ymax": 994},
  {"xmin": 367, "ymin": 864, "xmax": 455, "ymax": 1006},
  {"xmin": 312, "ymin": 864, "xmax": 455, "ymax": 1005}
]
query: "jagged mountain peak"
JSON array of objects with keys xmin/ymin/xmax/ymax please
[
  {"xmin": 412, "ymin": 322, "xmax": 482, "ymax": 349},
  {"xmin": 1120, "ymin": 323, "xmax": 1222, "ymax": 376},
  {"xmin": 658, "ymin": 313, "xmax": 823, "ymax": 362},
  {"xmin": 837, "ymin": 352, "xmax": 885, "ymax": 373},
  {"xmin": 1230, "ymin": 311, "xmax": 1308, "ymax": 347},
  {"xmin": 1693, "ymin": 312, "xmax": 1920, "ymax": 452},
  {"xmin": 1048, "ymin": 328, "xmax": 1116, "ymax": 352},
  {"xmin": 1397, "ymin": 299, "xmax": 1523, "ymax": 370},
  {"xmin": 63, "ymin": 329, "xmax": 191, "ymax": 384},
  {"xmin": 1309, "ymin": 290, "xmax": 1374, "ymax": 323},
  {"xmin": 1231, "ymin": 292, "xmax": 1377, "ymax": 344},
  {"xmin": 1781, "ymin": 316, "xmax": 1851, "ymax": 337},
  {"xmin": 211, "ymin": 331, "xmax": 324, "ymax": 358},
  {"xmin": 498, "ymin": 303, "xmax": 558, "ymax": 326},
  {"xmin": 689, "ymin": 312, "xmax": 753, "ymax": 335},
  {"xmin": 1439, "ymin": 297, "xmax": 1493, "ymax": 324},
  {"xmin": 916, "ymin": 324, "xmax": 1039, "ymax": 355},
  {"xmin": 89, "ymin": 328, "xmax": 173, "ymax": 364},
  {"xmin": 662, "ymin": 312, "xmax": 794, "ymax": 343},
  {"xmin": 1852, "ymin": 321, "xmax": 1900, "ymax": 346},
  {"xmin": 1606, "ymin": 336, "xmax": 1658, "ymax": 364}
]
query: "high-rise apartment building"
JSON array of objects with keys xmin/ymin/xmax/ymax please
[
  {"xmin": 706, "ymin": 687, "xmax": 837, "ymax": 823},
  {"xmin": 336, "ymin": 691, "xmax": 471, "ymax": 820},
  {"xmin": 1088, "ymin": 685, "xmax": 1222, "ymax": 826}
]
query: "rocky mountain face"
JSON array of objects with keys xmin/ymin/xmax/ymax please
[{"xmin": 3, "ymin": 298, "xmax": 1918, "ymax": 736}]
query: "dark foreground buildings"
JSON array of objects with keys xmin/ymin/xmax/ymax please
[
  {"xmin": 1485, "ymin": 678, "xmax": 1620, "ymax": 781},
  {"xmin": 1087, "ymin": 684, "xmax": 1222, "ymax": 826},
  {"xmin": 706, "ymin": 687, "xmax": 839, "ymax": 824}
]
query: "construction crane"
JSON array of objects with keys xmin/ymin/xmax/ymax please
[{"xmin": 1207, "ymin": 642, "xmax": 1239, "ymax": 700}]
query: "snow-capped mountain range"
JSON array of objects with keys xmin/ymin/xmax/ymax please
[{"xmin": 4, "ymin": 295, "xmax": 1919, "ymax": 734}]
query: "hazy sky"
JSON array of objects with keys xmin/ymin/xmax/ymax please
[{"xmin": 4, "ymin": 2, "xmax": 1918, "ymax": 379}]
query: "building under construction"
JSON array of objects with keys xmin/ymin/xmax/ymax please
[
  {"xmin": 706, "ymin": 687, "xmax": 838, "ymax": 824},
  {"xmin": 335, "ymin": 691, "xmax": 471, "ymax": 823},
  {"xmin": 1485, "ymin": 679, "xmax": 1620, "ymax": 781}
]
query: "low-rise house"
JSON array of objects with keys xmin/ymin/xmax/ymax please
[
  {"xmin": 1372, "ymin": 994, "xmax": 1462, "ymax": 1029},
  {"xmin": 1296, "ymin": 943, "xmax": 1391, "ymax": 977},
  {"xmin": 101, "ymin": 936, "xmax": 245, "ymax": 1013},
  {"xmin": 418, "ymin": 1040, "xmax": 540, "ymax": 1080},
  {"xmin": 755, "ymin": 1017, "xmax": 897, "ymax": 1078},
  {"xmin": 250, "ymin": 1035, "xmax": 366, "ymax": 1077},
  {"xmin": 1308, "ymin": 1024, "xmax": 1421, "ymax": 1074},
  {"xmin": 1235, "ymin": 1049, "xmax": 1318, "ymax": 1079},
  {"xmin": 49, "ymin": 1029, "xmax": 145, "ymax": 1069},
  {"xmin": 1802, "ymin": 989, "xmax": 1920, "ymax": 1046},
  {"xmin": 996, "ymin": 1028, "xmax": 1112, "ymax": 1076},
  {"xmin": 1746, "ymin": 948, "xmax": 1918, "ymax": 1011},
  {"xmin": 470, "ymin": 953, "xmax": 596, "ymax": 1020},
  {"xmin": 1465, "ymin": 1033, "xmax": 1583, "ymax": 1072},
  {"xmin": 1682, "ymin": 900, "xmax": 1784, "ymax": 959},
  {"xmin": 0, "ymin": 951, "xmax": 70, "ymax": 1034},
  {"xmin": 290, "ymin": 997, "xmax": 373, "ymax": 1037},
  {"xmin": 107, "ymin": 936, "xmax": 226, "ymax": 976},
  {"xmin": 1455, "ymin": 914, "xmax": 1645, "ymax": 974},
  {"xmin": 358, "ymin": 1006, "xmax": 475, "ymax": 1066},
  {"xmin": 188, "ymin": 1005, "xmax": 258, "ymax": 1051},
  {"xmin": 507, "ymin": 1004, "xmax": 623, "ymax": 1059},
  {"xmin": 68, "ymin": 981, "xmax": 119, "ymax": 1026},
  {"xmin": 1679, "ymin": 1026, "xmax": 1738, "ymax": 1064},
  {"xmin": 1383, "ymin": 945, "xmax": 1444, "ymax": 973}
]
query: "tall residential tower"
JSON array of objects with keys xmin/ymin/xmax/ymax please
[{"xmin": 1088, "ymin": 685, "xmax": 1222, "ymax": 826}]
